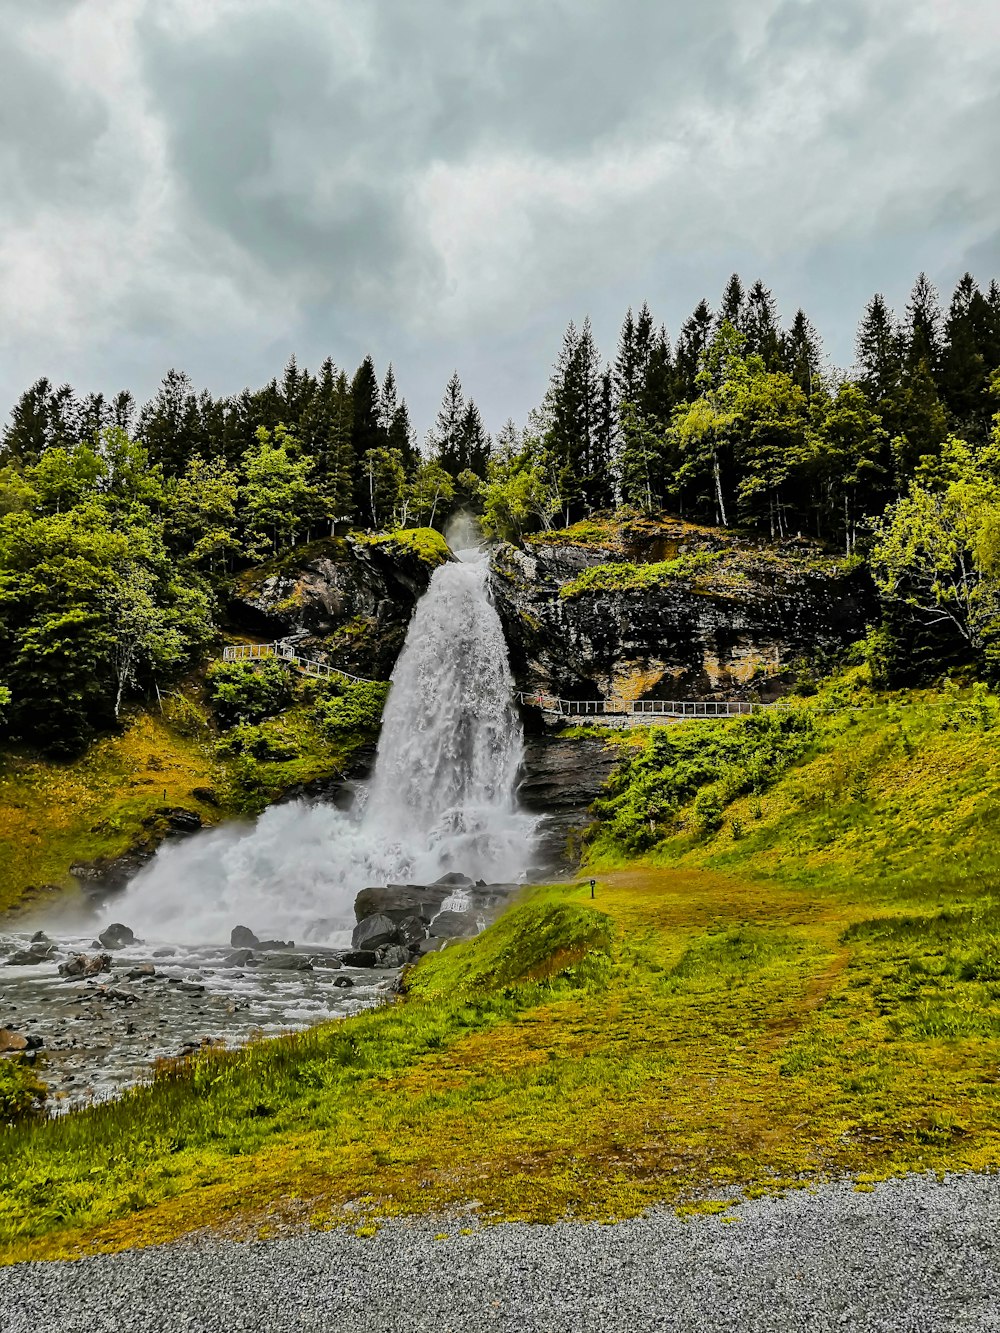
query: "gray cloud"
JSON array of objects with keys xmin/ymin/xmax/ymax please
[{"xmin": 0, "ymin": 0, "xmax": 997, "ymax": 436}]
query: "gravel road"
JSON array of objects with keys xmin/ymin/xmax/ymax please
[{"xmin": 2, "ymin": 1173, "xmax": 998, "ymax": 1333}]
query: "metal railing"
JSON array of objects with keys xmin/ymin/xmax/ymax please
[
  {"xmin": 515, "ymin": 691, "xmax": 765, "ymax": 722},
  {"xmin": 222, "ymin": 642, "xmax": 377, "ymax": 685}
]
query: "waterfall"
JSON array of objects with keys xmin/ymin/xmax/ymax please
[{"xmin": 117, "ymin": 544, "xmax": 536, "ymax": 946}]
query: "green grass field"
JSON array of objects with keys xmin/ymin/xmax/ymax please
[{"xmin": 1, "ymin": 676, "xmax": 999, "ymax": 1262}]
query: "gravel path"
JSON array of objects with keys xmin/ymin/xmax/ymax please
[{"xmin": 3, "ymin": 1174, "xmax": 998, "ymax": 1333}]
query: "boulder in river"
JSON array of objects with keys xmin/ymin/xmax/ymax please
[
  {"xmin": 99, "ymin": 923, "xmax": 136, "ymax": 950},
  {"xmin": 257, "ymin": 938, "xmax": 295, "ymax": 951},
  {"xmin": 413, "ymin": 937, "xmax": 444, "ymax": 956},
  {"xmin": 222, "ymin": 948, "xmax": 257, "ymax": 968},
  {"xmin": 6, "ymin": 945, "xmax": 52, "ymax": 966},
  {"xmin": 268, "ymin": 954, "xmax": 313, "ymax": 972},
  {"xmin": 332, "ymin": 975, "xmax": 355, "ymax": 988},
  {"xmin": 354, "ymin": 884, "xmax": 450, "ymax": 924},
  {"xmin": 396, "ymin": 914, "xmax": 426, "ymax": 948},
  {"xmin": 58, "ymin": 952, "xmax": 112, "ymax": 979},
  {"xmin": 127, "ymin": 963, "xmax": 156, "ymax": 980},
  {"xmin": 0, "ymin": 1028, "xmax": 28, "ymax": 1053},
  {"xmin": 351, "ymin": 914, "xmax": 399, "ymax": 952},
  {"xmin": 374, "ymin": 944, "xmax": 409, "ymax": 968},
  {"xmin": 341, "ymin": 949, "xmax": 377, "ymax": 968},
  {"xmin": 231, "ymin": 925, "xmax": 260, "ymax": 949}
]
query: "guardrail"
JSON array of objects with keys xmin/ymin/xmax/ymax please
[
  {"xmin": 221, "ymin": 642, "xmax": 377, "ymax": 685},
  {"xmin": 515, "ymin": 692, "xmax": 765, "ymax": 722}
]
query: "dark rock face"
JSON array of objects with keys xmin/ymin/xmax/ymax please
[
  {"xmin": 354, "ymin": 885, "xmax": 451, "ymax": 925},
  {"xmin": 71, "ymin": 808, "xmax": 203, "ymax": 900},
  {"xmin": 519, "ymin": 736, "xmax": 621, "ymax": 868},
  {"xmin": 351, "ymin": 914, "xmax": 399, "ymax": 952},
  {"xmin": 228, "ymin": 536, "xmax": 447, "ymax": 679},
  {"xmin": 427, "ymin": 910, "xmax": 480, "ymax": 939},
  {"xmin": 231, "ymin": 926, "xmax": 260, "ymax": 949},
  {"xmin": 491, "ymin": 524, "xmax": 871, "ymax": 706}
]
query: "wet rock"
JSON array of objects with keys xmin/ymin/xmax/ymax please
[
  {"xmin": 6, "ymin": 946, "xmax": 51, "ymax": 966},
  {"xmin": 30, "ymin": 931, "xmax": 49, "ymax": 944},
  {"xmin": 231, "ymin": 926, "xmax": 260, "ymax": 949},
  {"xmin": 428, "ymin": 910, "xmax": 481, "ymax": 938},
  {"xmin": 58, "ymin": 953, "xmax": 112, "ymax": 979},
  {"xmin": 152, "ymin": 947, "xmax": 176, "ymax": 958},
  {"xmin": 99, "ymin": 924, "xmax": 136, "ymax": 951},
  {"xmin": 374, "ymin": 944, "xmax": 409, "ymax": 968},
  {"xmin": 354, "ymin": 885, "xmax": 450, "ymax": 924},
  {"xmin": 351, "ymin": 914, "xmax": 398, "ymax": 952},
  {"xmin": 222, "ymin": 948, "xmax": 256, "ymax": 968},
  {"xmin": 145, "ymin": 807, "xmax": 202, "ymax": 834},
  {"xmin": 179, "ymin": 982, "xmax": 206, "ymax": 996},
  {"xmin": 257, "ymin": 939, "xmax": 295, "ymax": 951},
  {"xmin": 341, "ymin": 950, "xmax": 377, "ymax": 968},
  {"xmin": 332, "ymin": 976, "xmax": 355, "ymax": 988},
  {"xmin": 0, "ymin": 1028, "xmax": 28, "ymax": 1053},
  {"xmin": 104, "ymin": 987, "xmax": 138, "ymax": 1003},
  {"xmin": 268, "ymin": 955, "xmax": 313, "ymax": 972},
  {"xmin": 430, "ymin": 872, "xmax": 475, "ymax": 889},
  {"xmin": 396, "ymin": 914, "xmax": 426, "ymax": 948},
  {"xmin": 127, "ymin": 964, "xmax": 156, "ymax": 980},
  {"xmin": 413, "ymin": 937, "xmax": 444, "ymax": 957}
]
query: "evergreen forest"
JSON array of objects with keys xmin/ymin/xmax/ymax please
[{"xmin": 2, "ymin": 270, "xmax": 999, "ymax": 752}]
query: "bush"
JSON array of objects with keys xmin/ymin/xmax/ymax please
[
  {"xmin": 215, "ymin": 723, "xmax": 299, "ymax": 762},
  {"xmin": 590, "ymin": 705, "xmax": 814, "ymax": 854},
  {"xmin": 206, "ymin": 658, "xmax": 293, "ymax": 728},
  {"xmin": 312, "ymin": 680, "xmax": 389, "ymax": 737},
  {"xmin": 0, "ymin": 1060, "xmax": 47, "ymax": 1125}
]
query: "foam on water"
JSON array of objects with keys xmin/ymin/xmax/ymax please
[{"xmin": 118, "ymin": 541, "xmax": 536, "ymax": 946}]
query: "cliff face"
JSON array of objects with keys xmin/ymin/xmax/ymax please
[
  {"xmin": 228, "ymin": 531, "xmax": 450, "ymax": 679},
  {"xmin": 490, "ymin": 518, "xmax": 871, "ymax": 705}
]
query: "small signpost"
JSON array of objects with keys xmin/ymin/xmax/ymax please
[{"xmin": 590, "ymin": 879, "xmax": 596, "ymax": 899}]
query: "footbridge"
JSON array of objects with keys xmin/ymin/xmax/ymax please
[
  {"xmin": 222, "ymin": 643, "xmax": 763, "ymax": 727},
  {"xmin": 515, "ymin": 692, "xmax": 766, "ymax": 728},
  {"xmin": 221, "ymin": 641, "xmax": 377, "ymax": 685}
]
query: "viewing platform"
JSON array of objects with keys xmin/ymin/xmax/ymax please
[{"xmin": 515, "ymin": 692, "xmax": 765, "ymax": 727}]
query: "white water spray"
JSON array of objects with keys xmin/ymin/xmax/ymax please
[{"xmin": 118, "ymin": 543, "xmax": 536, "ymax": 946}]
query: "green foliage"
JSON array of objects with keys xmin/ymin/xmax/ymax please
[
  {"xmin": 0, "ymin": 1062, "xmax": 47, "ymax": 1126},
  {"xmin": 205, "ymin": 658, "xmax": 293, "ymax": 729},
  {"xmin": 559, "ymin": 551, "xmax": 722, "ymax": 599},
  {"xmin": 591, "ymin": 706, "xmax": 815, "ymax": 853},
  {"xmin": 871, "ymin": 435, "xmax": 1000, "ymax": 672},
  {"xmin": 310, "ymin": 679, "xmax": 389, "ymax": 737}
]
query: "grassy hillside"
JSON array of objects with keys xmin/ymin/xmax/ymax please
[
  {"xmin": 0, "ymin": 711, "xmax": 222, "ymax": 916},
  {"xmin": 2, "ymin": 676, "xmax": 999, "ymax": 1261}
]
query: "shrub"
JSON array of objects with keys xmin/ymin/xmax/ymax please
[
  {"xmin": 312, "ymin": 680, "xmax": 389, "ymax": 737},
  {"xmin": 206, "ymin": 658, "xmax": 293, "ymax": 728},
  {"xmin": 0, "ymin": 1060, "xmax": 47, "ymax": 1125}
]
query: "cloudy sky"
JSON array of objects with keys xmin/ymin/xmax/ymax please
[{"xmin": 1, "ymin": 0, "xmax": 998, "ymax": 437}]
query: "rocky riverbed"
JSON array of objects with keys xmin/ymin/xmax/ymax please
[{"xmin": 0, "ymin": 926, "xmax": 396, "ymax": 1111}]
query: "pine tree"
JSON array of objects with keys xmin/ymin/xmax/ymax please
[
  {"xmin": 639, "ymin": 325, "xmax": 675, "ymax": 426},
  {"xmin": 782, "ymin": 310, "xmax": 823, "ymax": 396},
  {"xmin": 905, "ymin": 272, "xmax": 943, "ymax": 373},
  {"xmin": 381, "ymin": 365, "xmax": 417, "ymax": 475},
  {"xmin": 673, "ymin": 300, "xmax": 714, "ymax": 402},
  {"xmin": 856, "ymin": 294, "xmax": 902, "ymax": 402},
  {"xmin": 744, "ymin": 280, "xmax": 782, "ymax": 369},
  {"xmin": 138, "ymin": 370, "xmax": 201, "ymax": 476},
  {"xmin": 298, "ymin": 358, "xmax": 356, "ymax": 523},
  {"xmin": 459, "ymin": 401, "xmax": 490, "ymax": 478},
  {"xmin": 613, "ymin": 307, "xmax": 639, "ymax": 408},
  {"xmin": 717, "ymin": 274, "xmax": 746, "ymax": 333},
  {"xmin": 350, "ymin": 356, "xmax": 385, "ymax": 522},
  {"xmin": 429, "ymin": 372, "xmax": 466, "ymax": 475},
  {"xmin": 1, "ymin": 379, "xmax": 79, "ymax": 465},
  {"xmin": 940, "ymin": 273, "xmax": 993, "ymax": 437}
]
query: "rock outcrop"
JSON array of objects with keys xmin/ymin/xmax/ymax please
[
  {"xmin": 228, "ymin": 533, "xmax": 451, "ymax": 679},
  {"xmin": 491, "ymin": 519, "xmax": 871, "ymax": 707}
]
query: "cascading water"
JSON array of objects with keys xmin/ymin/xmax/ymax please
[{"xmin": 117, "ymin": 540, "xmax": 536, "ymax": 946}]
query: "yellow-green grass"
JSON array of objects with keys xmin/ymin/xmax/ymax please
[
  {"xmin": 3, "ymin": 682, "xmax": 999, "ymax": 1262},
  {"xmin": 0, "ymin": 713, "xmax": 223, "ymax": 915},
  {"xmin": 356, "ymin": 526, "xmax": 451, "ymax": 566}
]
